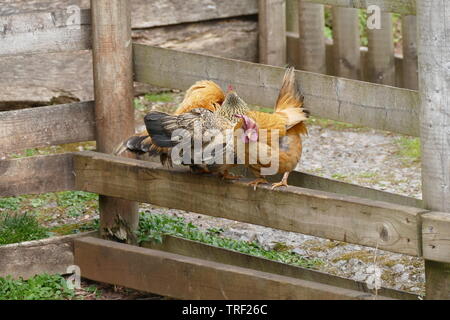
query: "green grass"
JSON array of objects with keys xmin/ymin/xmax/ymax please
[
  {"xmin": 307, "ymin": 116, "xmax": 362, "ymax": 131},
  {"xmin": 137, "ymin": 212, "xmax": 323, "ymax": 269},
  {"xmin": 0, "ymin": 274, "xmax": 75, "ymax": 300},
  {"xmin": 144, "ymin": 92, "xmax": 174, "ymax": 103},
  {"xmin": 395, "ymin": 137, "xmax": 421, "ymax": 163},
  {"xmin": 0, "ymin": 213, "xmax": 50, "ymax": 245}
]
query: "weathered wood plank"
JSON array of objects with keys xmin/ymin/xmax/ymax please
[
  {"xmin": 134, "ymin": 44, "xmax": 420, "ymax": 136},
  {"xmin": 297, "ymin": 0, "xmax": 326, "ymax": 73},
  {"xmin": 0, "ymin": 231, "xmax": 96, "ymax": 280},
  {"xmin": 401, "ymin": 16, "xmax": 418, "ymax": 90},
  {"xmin": 74, "ymin": 152, "xmax": 426, "ymax": 256},
  {"xmin": 306, "ymin": 0, "xmax": 416, "ymax": 15},
  {"xmin": 0, "ymin": 153, "xmax": 75, "ymax": 197},
  {"xmin": 422, "ymin": 212, "xmax": 450, "ymax": 264},
  {"xmin": 142, "ymin": 235, "xmax": 418, "ymax": 300},
  {"xmin": 0, "ymin": 8, "xmax": 91, "ymax": 56},
  {"xmin": 75, "ymin": 237, "xmax": 387, "ymax": 299},
  {"xmin": 91, "ymin": 0, "xmax": 138, "ymax": 239},
  {"xmin": 258, "ymin": 0, "xmax": 286, "ymax": 66},
  {"xmin": 0, "ymin": 101, "xmax": 95, "ymax": 156}
]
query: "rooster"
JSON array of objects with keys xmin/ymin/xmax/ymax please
[
  {"xmin": 142, "ymin": 90, "xmax": 249, "ymax": 178},
  {"xmin": 115, "ymin": 80, "xmax": 225, "ymax": 167},
  {"xmin": 233, "ymin": 67, "xmax": 309, "ymax": 189}
]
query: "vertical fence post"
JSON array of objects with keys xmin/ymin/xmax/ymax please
[
  {"xmin": 401, "ymin": 15, "xmax": 418, "ymax": 89},
  {"xmin": 91, "ymin": 0, "xmax": 138, "ymax": 241},
  {"xmin": 367, "ymin": 13, "xmax": 395, "ymax": 85},
  {"xmin": 259, "ymin": 0, "xmax": 286, "ymax": 66},
  {"xmin": 417, "ymin": 0, "xmax": 450, "ymax": 300},
  {"xmin": 297, "ymin": 0, "xmax": 326, "ymax": 73},
  {"xmin": 331, "ymin": 7, "xmax": 361, "ymax": 79}
]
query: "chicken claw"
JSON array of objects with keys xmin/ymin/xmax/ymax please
[
  {"xmin": 271, "ymin": 172, "xmax": 290, "ymax": 190},
  {"xmin": 247, "ymin": 178, "xmax": 269, "ymax": 190}
]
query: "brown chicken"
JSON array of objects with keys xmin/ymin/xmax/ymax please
[
  {"xmin": 233, "ymin": 67, "xmax": 309, "ymax": 189},
  {"xmin": 115, "ymin": 80, "xmax": 225, "ymax": 167}
]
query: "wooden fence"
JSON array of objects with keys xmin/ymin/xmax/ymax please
[{"xmin": 0, "ymin": 0, "xmax": 449, "ymax": 300}]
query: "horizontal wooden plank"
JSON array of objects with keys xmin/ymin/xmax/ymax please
[
  {"xmin": 1, "ymin": 0, "xmax": 257, "ymax": 29},
  {"xmin": 0, "ymin": 101, "xmax": 95, "ymax": 155},
  {"xmin": 0, "ymin": 153, "xmax": 75, "ymax": 197},
  {"xmin": 306, "ymin": 0, "xmax": 416, "ymax": 15},
  {"xmin": 143, "ymin": 235, "xmax": 418, "ymax": 300},
  {"xmin": 134, "ymin": 44, "xmax": 420, "ymax": 136},
  {"xmin": 75, "ymin": 237, "xmax": 387, "ymax": 299},
  {"xmin": 0, "ymin": 231, "xmax": 96, "ymax": 279},
  {"xmin": 0, "ymin": 8, "xmax": 91, "ymax": 56},
  {"xmin": 422, "ymin": 212, "xmax": 450, "ymax": 264},
  {"xmin": 74, "ymin": 151, "xmax": 426, "ymax": 256}
]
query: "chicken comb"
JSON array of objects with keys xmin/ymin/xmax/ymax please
[{"xmin": 227, "ymin": 85, "xmax": 234, "ymax": 92}]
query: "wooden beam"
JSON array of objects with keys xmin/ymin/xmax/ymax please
[
  {"xmin": 74, "ymin": 151, "xmax": 427, "ymax": 256},
  {"xmin": 0, "ymin": 101, "xmax": 95, "ymax": 156},
  {"xmin": 91, "ymin": 0, "xmax": 138, "ymax": 240},
  {"xmin": 0, "ymin": 231, "xmax": 96, "ymax": 280},
  {"xmin": 0, "ymin": 153, "xmax": 74, "ymax": 197},
  {"xmin": 331, "ymin": 7, "xmax": 361, "ymax": 79},
  {"xmin": 422, "ymin": 212, "xmax": 450, "ymax": 264},
  {"xmin": 134, "ymin": 44, "xmax": 420, "ymax": 136},
  {"xmin": 74, "ymin": 237, "xmax": 388, "ymax": 299},
  {"xmin": 401, "ymin": 16, "xmax": 418, "ymax": 90},
  {"xmin": 0, "ymin": 8, "xmax": 91, "ymax": 56},
  {"xmin": 258, "ymin": 0, "xmax": 286, "ymax": 66},
  {"xmin": 417, "ymin": 0, "xmax": 450, "ymax": 300},
  {"xmin": 297, "ymin": 0, "xmax": 326, "ymax": 73},
  {"xmin": 142, "ymin": 235, "xmax": 418, "ymax": 300},
  {"xmin": 305, "ymin": 0, "xmax": 416, "ymax": 15},
  {"xmin": 367, "ymin": 13, "xmax": 395, "ymax": 85}
]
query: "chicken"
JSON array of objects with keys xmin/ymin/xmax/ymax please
[
  {"xmin": 233, "ymin": 67, "xmax": 309, "ymax": 190},
  {"xmin": 115, "ymin": 80, "xmax": 225, "ymax": 166},
  {"xmin": 142, "ymin": 90, "xmax": 250, "ymax": 178}
]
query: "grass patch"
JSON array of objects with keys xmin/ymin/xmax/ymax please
[
  {"xmin": 307, "ymin": 116, "xmax": 363, "ymax": 131},
  {"xmin": 50, "ymin": 220, "xmax": 99, "ymax": 236},
  {"xmin": 137, "ymin": 212, "xmax": 323, "ymax": 269},
  {"xmin": 144, "ymin": 92, "xmax": 174, "ymax": 103},
  {"xmin": 0, "ymin": 213, "xmax": 50, "ymax": 245},
  {"xmin": 0, "ymin": 274, "xmax": 75, "ymax": 300},
  {"xmin": 395, "ymin": 137, "xmax": 421, "ymax": 163}
]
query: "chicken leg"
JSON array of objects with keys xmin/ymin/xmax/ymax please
[{"xmin": 271, "ymin": 172, "xmax": 290, "ymax": 190}]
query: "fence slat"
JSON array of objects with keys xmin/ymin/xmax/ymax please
[
  {"xmin": 75, "ymin": 237, "xmax": 390, "ymax": 299},
  {"xmin": 366, "ymin": 13, "xmax": 395, "ymax": 85},
  {"xmin": 74, "ymin": 151, "xmax": 427, "ymax": 256},
  {"xmin": 134, "ymin": 44, "xmax": 420, "ymax": 136},
  {"xmin": 331, "ymin": 7, "xmax": 361, "ymax": 79},
  {"xmin": 0, "ymin": 153, "xmax": 75, "ymax": 197},
  {"xmin": 258, "ymin": 0, "xmax": 286, "ymax": 66},
  {"xmin": 297, "ymin": 0, "xmax": 326, "ymax": 73},
  {"xmin": 401, "ymin": 15, "xmax": 418, "ymax": 90},
  {"xmin": 0, "ymin": 101, "xmax": 95, "ymax": 156},
  {"xmin": 0, "ymin": 8, "xmax": 91, "ymax": 56},
  {"xmin": 422, "ymin": 212, "xmax": 450, "ymax": 264},
  {"xmin": 305, "ymin": 0, "xmax": 416, "ymax": 15}
]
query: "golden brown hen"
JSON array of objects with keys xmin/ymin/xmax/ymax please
[{"xmin": 233, "ymin": 67, "xmax": 309, "ymax": 189}]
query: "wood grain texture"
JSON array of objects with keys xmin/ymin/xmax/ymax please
[
  {"xmin": 0, "ymin": 8, "xmax": 91, "ymax": 56},
  {"xmin": 0, "ymin": 231, "xmax": 96, "ymax": 280},
  {"xmin": 91, "ymin": 0, "xmax": 138, "ymax": 237},
  {"xmin": 297, "ymin": 0, "xmax": 326, "ymax": 73},
  {"xmin": 0, "ymin": 101, "xmax": 95, "ymax": 155},
  {"xmin": 74, "ymin": 237, "xmax": 388, "ymax": 300},
  {"xmin": 401, "ymin": 16, "xmax": 418, "ymax": 90},
  {"xmin": 367, "ymin": 13, "xmax": 395, "ymax": 85},
  {"xmin": 74, "ymin": 151, "xmax": 427, "ymax": 256},
  {"xmin": 0, "ymin": 153, "xmax": 75, "ymax": 197},
  {"xmin": 417, "ymin": 0, "xmax": 450, "ymax": 300},
  {"xmin": 142, "ymin": 235, "xmax": 418, "ymax": 300},
  {"xmin": 134, "ymin": 44, "xmax": 420, "ymax": 136},
  {"xmin": 306, "ymin": 0, "xmax": 416, "ymax": 15},
  {"xmin": 258, "ymin": 0, "xmax": 286, "ymax": 66},
  {"xmin": 331, "ymin": 7, "xmax": 361, "ymax": 79},
  {"xmin": 422, "ymin": 212, "xmax": 450, "ymax": 264}
]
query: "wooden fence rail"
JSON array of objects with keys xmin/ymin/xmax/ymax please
[{"xmin": 305, "ymin": 0, "xmax": 416, "ymax": 15}]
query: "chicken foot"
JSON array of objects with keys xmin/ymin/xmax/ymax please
[{"xmin": 271, "ymin": 172, "xmax": 289, "ymax": 190}]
